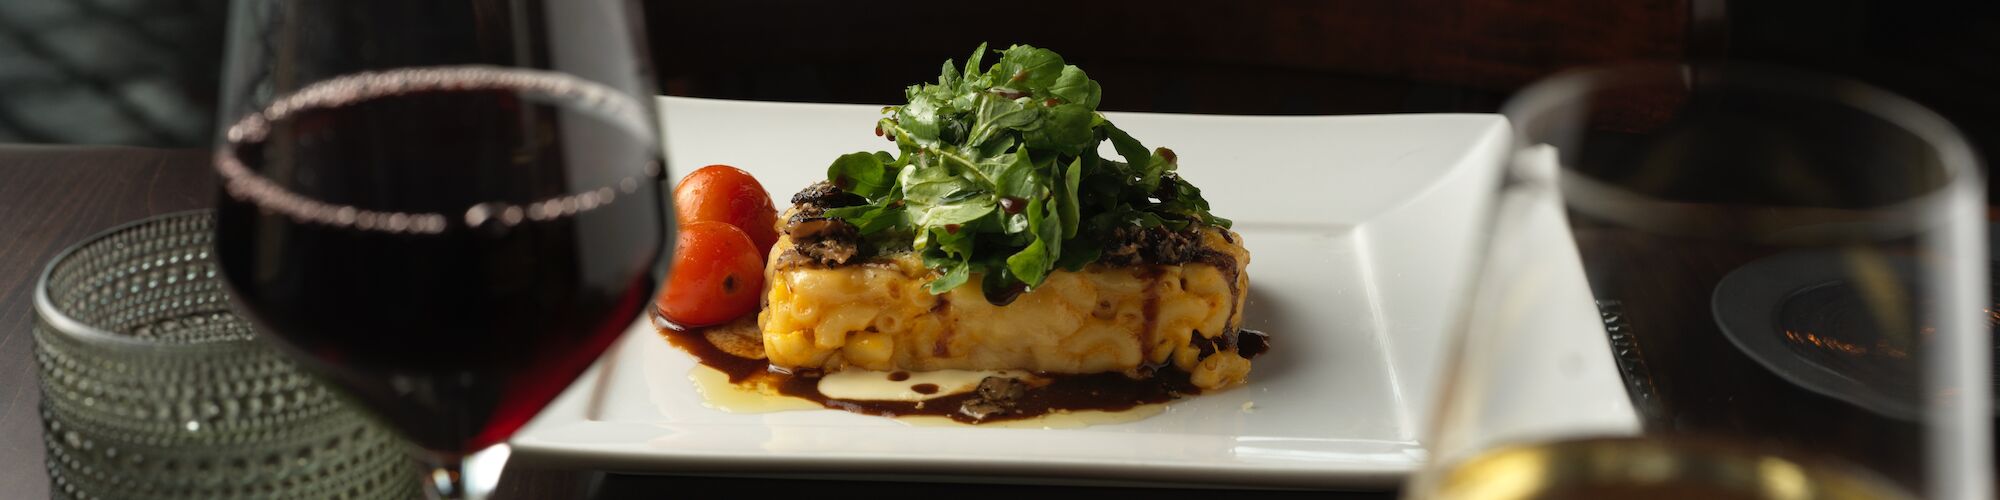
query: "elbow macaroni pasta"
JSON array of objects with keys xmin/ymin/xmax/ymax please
[{"xmin": 760, "ymin": 228, "xmax": 1254, "ymax": 390}]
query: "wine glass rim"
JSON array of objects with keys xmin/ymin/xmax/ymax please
[
  {"xmin": 33, "ymin": 209, "xmax": 242, "ymax": 351},
  {"xmin": 1502, "ymin": 60, "xmax": 1985, "ymax": 218},
  {"xmin": 213, "ymin": 65, "xmax": 661, "ymax": 237}
]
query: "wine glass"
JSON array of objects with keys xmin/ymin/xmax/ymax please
[
  {"xmin": 211, "ymin": 1, "xmax": 666, "ymax": 498},
  {"xmin": 1407, "ymin": 63, "xmax": 1989, "ymax": 498}
]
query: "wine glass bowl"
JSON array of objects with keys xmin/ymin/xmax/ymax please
[
  {"xmin": 213, "ymin": 72, "xmax": 664, "ymax": 454},
  {"xmin": 1409, "ymin": 63, "xmax": 1990, "ymax": 499},
  {"xmin": 213, "ymin": 1, "xmax": 666, "ymax": 497}
]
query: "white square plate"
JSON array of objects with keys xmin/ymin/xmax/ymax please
[{"xmin": 509, "ymin": 97, "xmax": 1637, "ymax": 489}]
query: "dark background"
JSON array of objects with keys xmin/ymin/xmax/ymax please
[{"xmin": 1, "ymin": 0, "xmax": 1993, "ymax": 159}]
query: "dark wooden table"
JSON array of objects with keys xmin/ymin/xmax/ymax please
[{"xmin": 0, "ymin": 145, "xmax": 1390, "ymax": 498}]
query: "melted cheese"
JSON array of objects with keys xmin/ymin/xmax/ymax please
[{"xmin": 760, "ymin": 228, "xmax": 1253, "ymax": 390}]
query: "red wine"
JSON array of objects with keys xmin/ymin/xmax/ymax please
[{"xmin": 216, "ymin": 72, "xmax": 665, "ymax": 454}]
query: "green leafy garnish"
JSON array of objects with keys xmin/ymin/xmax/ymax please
[
  {"xmin": 821, "ymin": 43, "xmax": 1230, "ymax": 295},
  {"xmin": 826, "ymin": 151, "xmax": 896, "ymax": 198}
]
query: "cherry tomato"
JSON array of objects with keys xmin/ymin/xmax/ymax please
[
  {"xmin": 659, "ymin": 221, "xmax": 766, "ymax": 327},
  {"xmin": 673, "ymin": 164, "xmax": 778, "ymax": 259}
]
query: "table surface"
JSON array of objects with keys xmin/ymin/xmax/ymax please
[{"xmin": 0, "ymin": 145, "xmax": 1395, "ymax": 498}]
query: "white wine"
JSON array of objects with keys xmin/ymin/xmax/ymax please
[{"xmin": 1410, "ymin": 437, "xmax": 1914, "ymax": 500}]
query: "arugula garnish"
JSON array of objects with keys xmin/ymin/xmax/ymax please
[{"xmin": 823, "ymin": 43, "xmax": 1229, "ymax": 296}]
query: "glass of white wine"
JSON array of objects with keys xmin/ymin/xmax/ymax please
[{"xmin": 1406, "ymin": 63, "xmax": 1990, "ymax": 499}]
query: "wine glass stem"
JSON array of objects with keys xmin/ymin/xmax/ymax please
[
  {"xmin": 422, "ymin": 444, "xmax": 511, "ymax": 500},
  {"xmin": 425, "ymin": 457, "xmax": 473, "ymax": 500}
]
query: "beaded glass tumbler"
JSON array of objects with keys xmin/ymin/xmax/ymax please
[{"xmin": 33, "ymin": 210, "xmax": 418, "ymax": 499}]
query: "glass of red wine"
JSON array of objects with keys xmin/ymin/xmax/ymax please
[{"xmin": 212, "ymin": 2, "xmax": 665, "ymax": 498}]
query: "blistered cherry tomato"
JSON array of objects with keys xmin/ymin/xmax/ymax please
[
  {"xmin": 659, "ymin": 221, "xmax": 766, "ymax": 327},
  {"xmin": 673, "ymin": 165, "xmax": 778, "ymax": 259}
]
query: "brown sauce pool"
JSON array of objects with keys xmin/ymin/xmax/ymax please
[{"xmin": 653, "ymin": 313, "xmax": 1203, "ymax": 424}]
